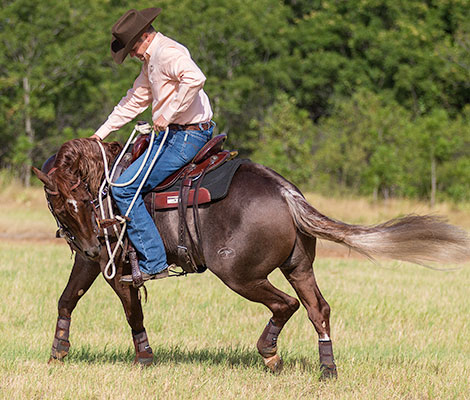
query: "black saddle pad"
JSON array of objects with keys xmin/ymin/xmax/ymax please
[{"xmin": 153, "ymin": 158, "xmax": 250, "ymax": 202}]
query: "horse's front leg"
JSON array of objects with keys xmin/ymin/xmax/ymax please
[
  {"xmin": 103, "ymin": 260, "xmax": 153, "ymax": 366},
  {"xmin": 50, "ymin": 253, "xmax": 100, "ymax": 363}
]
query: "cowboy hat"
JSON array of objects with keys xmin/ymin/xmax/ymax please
[{"xmin": 110, "ymin": 8, "xmax": 162, "ymax": 64}]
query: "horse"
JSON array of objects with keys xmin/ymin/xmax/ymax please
[{"xmin": 33, "ymin": 137, "xmax": 470, "ymax": 379}]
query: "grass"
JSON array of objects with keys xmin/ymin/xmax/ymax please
[
  {"xmin": 1, "ymin": 244, "xmax": 470, "ymax": 399},
  {"xmin": 1, "ymin": 184, "xmax": 470, "ymax": 398}
]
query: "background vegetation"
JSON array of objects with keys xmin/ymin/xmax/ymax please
[{"xmin": 2, "ymin": 0, "xmax": 470, "ymax": 204}]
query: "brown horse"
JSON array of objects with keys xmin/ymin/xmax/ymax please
[{"xmin": 33, "ymin": 138, "xmax": 470, "ymax": 379}]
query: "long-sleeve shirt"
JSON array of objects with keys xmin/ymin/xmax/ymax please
[{"xmin": 95, "ymin": 32, "xmax": 213, "ymax": 140}]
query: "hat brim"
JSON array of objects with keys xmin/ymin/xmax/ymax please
[{"xmin": 111, "ymin": 7, "xmax": 161, "ymax": 64}]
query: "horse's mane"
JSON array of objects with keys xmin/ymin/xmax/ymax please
[{"xmin": 53, "ymin": 138, "xmax": 122, "ymax": 198}]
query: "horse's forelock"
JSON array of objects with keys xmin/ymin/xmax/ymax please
[{"xmin": 52, "ymin": 138, "xmax": 122, "ymax": 198}]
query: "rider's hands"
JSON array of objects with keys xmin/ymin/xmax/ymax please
[
  {"xmin": 153, "ymin": 115, "xmax": 169, "ymax": 132},
  {"xmin": 90, "ymin": 134, "xmax": 102, "ymax": 141}
]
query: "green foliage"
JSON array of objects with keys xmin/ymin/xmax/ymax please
[
  {"xmin": 156, "ymin": 0, "xmax": 292, "ymax": 153},
  {"xmin": 313, "ymin": 90, "xmax": 411, "ymax": 197},
  {"xmin": 250, "ymin": 94, "xmax": 314, "ymax": 186},
  {"xmin": 405, "ymin": 109, "xmax": 470, "ymax": 200},
  {"xmin": 0, "ymin": 0, "xmax": 117, "ymax": 178},
  {"xmin": 1, "ymin": 0, "xmax": 470, "ymax": 201}
]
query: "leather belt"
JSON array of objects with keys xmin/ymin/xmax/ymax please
[{"xmin": 168, "ymin": 121, "xmax": 213, "ymax": 131}]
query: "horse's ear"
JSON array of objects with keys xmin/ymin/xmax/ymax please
[{"xmin": 32, "ymin": 167, "xmax": 52, "ymax": 186}]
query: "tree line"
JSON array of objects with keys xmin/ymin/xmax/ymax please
[{"xmin": 1, "ymin": 0, "xmax": 470, "ymax": 203}]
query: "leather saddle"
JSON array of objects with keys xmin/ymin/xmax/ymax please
[
  {"xmin": 131, "ymin": 133, "xmax": 233, "ymax": 209},
  {"xmin": 125, "ymin": 131, "xmax": 237, "ymax": 278}
]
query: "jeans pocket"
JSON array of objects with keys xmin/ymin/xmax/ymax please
[{"xmin": 181, "ymin": 131, "xmax": 210, "ymax": 163}]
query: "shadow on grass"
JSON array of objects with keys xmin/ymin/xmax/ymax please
[{"xmin": 66, "ymin": 344, "xmax": 319, "ymax": 373}]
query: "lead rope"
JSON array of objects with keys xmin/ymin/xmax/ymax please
[{"xmin": 97, "ymin": 123, "xmax": 170, "ymax": 280}]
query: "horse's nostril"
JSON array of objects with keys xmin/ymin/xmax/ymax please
[{"xmin": 84, "ymin": 245, "xmax": 101, "ymax": 259}]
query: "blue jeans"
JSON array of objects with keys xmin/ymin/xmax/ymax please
[{"xmin": 112, "ymin": 124, "xmax": 214, "ymax": 274}]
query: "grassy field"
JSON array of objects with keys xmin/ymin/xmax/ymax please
[{"xmin": 1, "ymin": 184, "xmax": 470, "ymax": 399}]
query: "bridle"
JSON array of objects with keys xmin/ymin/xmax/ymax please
[{"xmin": 44, "ymin": 168, "xmax": 102, "ymax": 252}]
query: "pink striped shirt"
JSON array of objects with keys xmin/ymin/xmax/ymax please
[{"xmin": 95, "ymin": 32, "xmax": 213, "ymax": 140}]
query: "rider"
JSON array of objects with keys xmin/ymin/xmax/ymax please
[{"xmin": 91, "ymin": 8, "xmax": 214, "ymax": 282}]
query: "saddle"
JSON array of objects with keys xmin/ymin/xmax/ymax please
[
  {"xmin": 133, "ymin": 132, "xmax": 232, "ymax": 206},
  {"xmin": 121, "ymin": 131, "xmax": 240, "ymax": 285}
]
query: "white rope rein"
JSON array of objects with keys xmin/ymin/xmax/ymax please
[{"xmin": 97, "ymin": 122, "xmax": 170, "ymax": 280}]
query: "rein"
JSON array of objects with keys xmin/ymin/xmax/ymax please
[
  {"xmin": 44, "ymin": 122, "xmax": 169, "ymax": 280},
  {"xmin": 97, "ymin": 123, "xmax": 170, "ymax": 280}
]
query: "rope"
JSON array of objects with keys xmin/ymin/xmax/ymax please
[{"xmin": 97, "ymin": 123, "xmax": 170, "ymax": 280}]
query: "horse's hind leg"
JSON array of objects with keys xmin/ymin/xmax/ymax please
[
  {"xmin": 218, "ymin": 274, "xmax": 300, "ymax": 374},
  {"xmin": 281, "ymin": 236, "xmax": 337, "ymax": 378},
  {"xmin": 50, "ymin": 254, "xmax": 100, "ymax": 363}
]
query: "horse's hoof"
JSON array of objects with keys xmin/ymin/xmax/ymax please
[
  {"xmin": 262, "ymin": 354, "xmax": 283, "ymax": 374},
  {"xmin": 51, "ymin": 338, "xmax": 70, "ymax": 361},
  {"xmin": 320, "ymin": 363, "xmax": 338, "ymax": 379},
  {"xmin": 134, "ymin": 355, "xmax": 154, "ymax": 367},
  {"xmin": 48, "ymin": 356, "xmax": 64, "ymax": 365}
]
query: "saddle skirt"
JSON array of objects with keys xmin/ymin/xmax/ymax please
[
  {"xmin": 127, "ymin": 132, "xmax": 246, "ymax": 212},
  {"xmin": 144, "ymin": 157, "xmax": 247, "ymax": 212}
]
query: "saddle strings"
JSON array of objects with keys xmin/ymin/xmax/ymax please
[{"xmin": 97, "ymin": 123, "xmax": 170, "ymax": 280}]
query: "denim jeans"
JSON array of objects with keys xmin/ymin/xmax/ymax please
[{"xmin": 112, "ymin": 124, "xmax": 214, "ymax": 274}]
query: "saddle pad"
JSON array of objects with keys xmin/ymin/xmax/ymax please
[{"xmin": 144, "ymin": 158, "xmax": 249, "ymax": 210}]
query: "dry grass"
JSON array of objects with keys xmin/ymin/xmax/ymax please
[
  {"xmin": 0, "ymin": 179, "xmax": 56, "ymax": 241},
  {"xmin": 0, "ymin": 242, "xmax": 469, "ymax": 399},
  {"xmin": 305, "ymin": 192, "xmax": 470, "ymax": 228},
  {"xmin": 2, "ymin": 183, "xmax": 470, "ymax": 243},
  {"xmin": 1, "ymin": 181, "xmax": 470, "ymax": 398}
]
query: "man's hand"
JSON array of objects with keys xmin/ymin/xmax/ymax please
[
  {"xmin": 153, "ymin": 115, "xmax": 170, "ymax": 132},
  {"xmin": 90, "ymin": 134, "xmax": 102, "ymax": 141}
]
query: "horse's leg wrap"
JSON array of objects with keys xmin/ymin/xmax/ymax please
[
  {"xmin": 257, "ymin": 319, "xmax": 283, "ymax": 374},
  {"xmin": 132, "ymin": 329, "xmax": 153, "ymax": 366},
  {"xmin": 318, "ymin": 339, "xmax": 337, "ymax": 379},
  {"xmin": 49, "ymin": 316, "xmax": 71, "ymax": 362}
]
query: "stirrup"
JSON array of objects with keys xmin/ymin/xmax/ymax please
[{"xmin": 168, "ymin": 264, "xmax": 188, "ymax": 277}]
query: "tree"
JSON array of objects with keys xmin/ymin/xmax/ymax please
[
  {"xmin": 155, "ymin": 0, "xmax": 293, "ymax": 155},
  {"xmin": 407, "ymin": 109, "xmax": 466, "ymax": 205},
  {"xmin": 284, "ymin": 0, "xmax": 470, "ymax": 119},
  {"xmin": 250, "ymin": 93, "xmax": 314, "ymax": 186},
  {"xmin": 0, "ymin": 0, "xmax": 133, "ymax": 182},
  {"xmin": 312, "ymin": 90, "xmax": 411, "ymax": 197}
]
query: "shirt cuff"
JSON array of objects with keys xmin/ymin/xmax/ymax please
[{"xmin": 94, "ymin": 123, "xmax": 114, "ymax": 140}]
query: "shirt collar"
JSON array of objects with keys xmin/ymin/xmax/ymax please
[{"xmin": 144, "ymin": 32, "xmax": 162, "ymax": 61}]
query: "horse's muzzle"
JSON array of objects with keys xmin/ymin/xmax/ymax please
[{"xmin": 84, "ymin": 244, "xmax": 102, "ymax": 259}]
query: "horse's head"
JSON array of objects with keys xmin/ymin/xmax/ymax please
[
  {"xmin": 33, "ymin": 161, "xmax": 103, "ymax": 259},
  {"xmin": 33, "ymin": 138, "xmax": 122, "ymax": 260}
]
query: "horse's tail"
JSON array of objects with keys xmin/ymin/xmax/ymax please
[{"xmin": 280, "ymin": 185, "xmax": 470, "ymax": 265}]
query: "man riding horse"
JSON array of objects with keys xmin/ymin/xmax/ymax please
[{"xmin": 90, "ymin": 8, "xmax": 215, "ymax": 283}]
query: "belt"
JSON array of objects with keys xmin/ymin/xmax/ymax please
[{"xmin": 168, "ymin": 121, "xmax": 213, "ymax": 131}]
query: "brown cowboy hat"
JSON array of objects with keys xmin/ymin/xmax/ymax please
[{"xmin": 110, "ymin": 8, "xmax": 161, "ymax": 64}]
